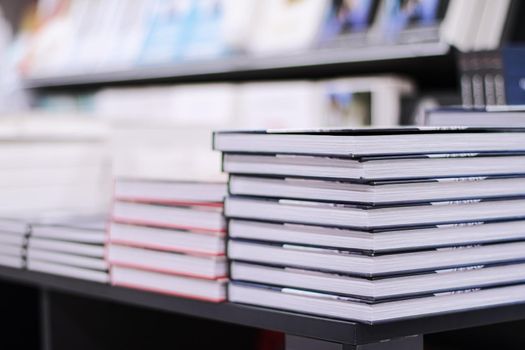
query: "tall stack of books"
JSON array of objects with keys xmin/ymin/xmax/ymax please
[
  {"xmin": 213, "ymin": 127, "xmax": 525, "ymax": 323},
  {"xmin": 107, "ymin": 179, "xmax": 228, "ymax": 302},
  {"xmin": 27, "ymin": 215, "xmax": 109, "ymax": 283},
  {"xmin": 0, "ymin": 115, "xmax": 110, "ymax": 215}
]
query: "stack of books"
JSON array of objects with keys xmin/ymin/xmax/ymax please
[
  {"xmin": 26, "ymin": 215, "xmax": 109, "ymax": 283},
  {"xmin": 213, "ymin": 127, "xmax": 525, "ymax": 323},
  {"xmin": 0, "ymin": 115, "xmax": 110, "ymax": 215},
  {"xmin": 107, "ymin": 179, "xmax": 228, "ymax": 302},
  {"xmin": 0, "ymin": 219, "xmax": 29, "ymax": 269}
]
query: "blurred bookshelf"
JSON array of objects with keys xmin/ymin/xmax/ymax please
[{"xmin": 23, "ymin": 42, "xmax": 452, "ymax": 90}]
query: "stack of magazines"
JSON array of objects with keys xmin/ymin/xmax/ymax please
[
  {"xmin": 107, "ymin": 179, "xmax": 228, "ymax": 302},
  {"xmin": 27, "ymin": 215, "xmax": 109, "ymax": 283},
  {"xmin": 213, "ymin": 127, "xmax": 525, "ymax": 323}
]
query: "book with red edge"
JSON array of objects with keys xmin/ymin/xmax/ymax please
[
  {"xmin": 108, "ymin": 222, "xmax": 225, "ymax": 256},
  {"xmin": 112, "ymin": 200, "xmax": 226, "ymax": 234},
  {"xmin": 114, "ymin": 178, "xmax": 227, "ymax": 205},
  {"xmin": 110, "ymin": 265, "xmax": 227, "ymax": 302},
  {"xmin": 107, "ymin": 243, "xmax": 227, "ymax": 280}
]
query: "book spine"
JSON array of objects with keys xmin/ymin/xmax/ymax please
[
  {"xmin": 458, "ymin": 52, "xmax": 474, "ymax": 107},
  {"xmin": 502, "ymin": 45, "xmax": 525, "ymax": 105}
]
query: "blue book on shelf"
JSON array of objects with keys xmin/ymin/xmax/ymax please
[
  {"xmin": 137, "ymin": 0, "xmax": 193, "ymax": 65},
  {"xmin": 181, "ymin": 0, "xmax": 229, "ymax": 60}
]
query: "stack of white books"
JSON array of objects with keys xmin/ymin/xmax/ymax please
[
  {"xmin": 107, "ymin": 179, "xmax": 228, "ymax": 302},
  {"xmin": 0, "ymin": 115, "xmax": 110, "ymax": 215},
  {"xmin": 26, "ymin": 215, "xmax": 109, "ymax": 283},
  {"xmin": 213, "ymin": 126, "xmax": 525, "ymax": 323}
]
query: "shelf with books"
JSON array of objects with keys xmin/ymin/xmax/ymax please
[
  {"xmin": 3, "ymin": 264, "xmax": 525, "ymax": 348},
  {"xmin": 23, "ymin": 42, "xmax": 451, "ymax": 90}
]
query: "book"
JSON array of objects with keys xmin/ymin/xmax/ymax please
[
  {"xmin": 225, "ymin": 196, "xmax": 525, "ymax": 229},
  {"xmin": 472, "ymin": 0, "xmax": 512, "ymax": 51},
  {"xmin": 0, "ymin": 233, "xmax": 26, "ymax": 247},
  {"xmin": 27, "ymin": 249, "xmax": 108, "ymax": 270},
  {"xmin": 213, "ymin": 127, "xmax": 525, "ymax": 157},
  {"xmin": 0, "ymin": 245, "xmax": 23, "ymax": 259},
  {"xmin": 229, "ymin": 175, "xmax": 525, "ymax": 205},
  {"xmin": 31, "ymin": 216, "xmax": 106, "ymax": 243},
  {"xmin": 320, "ymin": 76, "xmax": 414, "ymax": 126},
  {"xmin": 27, "ymin": 260, "xmax": 109, "ymax": 283},
  {"xmin": 230, "ymin": 261, "xmax": 525, "ymax": 299},
  {"xmin": 137, "ymin": 0, "xmax": 192, "ymax": 64},
  {"xmin": 112, "ymin": 201, "xmax": 226, "ymax": 233},
  {"xmin": 26, "ymin": 215, "xmax": 109, "ymax": 282},
  {"xmin": 0, "ymin": 166, "xmax": 107, "ymax": 188},
  {"xmin": 114, "ymin": 179, "xmax": 226, "ymax": 204},
  {"xmin": 222, "ymin": 153, "xmax": 525, "ymax": 181},
  {"xmin": 0, "ymin": 217, "xmax": 29, "ymax": 269},
  {"xmin": 440, "ymin": 0, "xmax": 486, "ymax": 52},
  {"xmin": 181, "ymin": 0, "xmax": 229, "ymax": 60},
  {"xmin": 246, "ymin": 0, "xmax": 329, "ymax": 54},
  {"xmin": 109, "ymin": 222, "xmax": 225, "ymax": 255},
  {"xmin": 0, "ymin": 255, "xmax": 24, "ymax": 269},
  {"xmin": 27, "ymin": 238, "xmax": 105, "ymax": 258},
  {"xmin": 426, "ymin": 107, "xmax": 525, "ymax": 126},
  {"xmin": 0, "ymin": 144, "xmax": 107, "ymax": 169},
  {"xmin": 373, "ymin": 0, "xmax": 449, "ymax": 44},
  {"xmin": 0, "ymin": 218, "xmax": 29, "ymax": 235},
  {"xmin": 228, "ymin": 219, "xmax": 525, "ymax": 253},
  {"xmin": 236, "ymin": 81, "xmax": 322, "ymax": 129},
  {"xmin": 107, "ymin": 244, "xmax": 227, "ymax": 279},
  {"xmin": 228, "ymin": 239, "xmax": 525, "ymax": 276},
  {"xmin": 457, "ymin": 47, "xmax": 525, "ymax": 107},
  {"xmin": 229, "ymin": 281, "xmax": 525, "ymax": 323},
  {"xmin": 317, "ymin": 0, "xmax": 378, "ymax": 48},
  {"xmin": 0, "ymin": 115, "xmax": 108, "ymax": 141},
  {"xmin": 111, "ymin": 265, "xmax": 227, "ymax": 302}
]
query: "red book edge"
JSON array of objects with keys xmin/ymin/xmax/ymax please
[
  {"xmin": 112, "ymin": 217, "xmax": 226, "ymax": 234},
  {"xmin": 108, "ymin": 260, "xmax": 227, "ymax": 281},
  {"xmin": 115, "ymin": 197, "xmax": 224, "ymax": 208},
  {"xmin": 109, "ymin": 221, "xmax": 226, "ymax": 237},
  {"xmin": 108, "ymin": 238, "xmax": 225, "ymax": 257}
]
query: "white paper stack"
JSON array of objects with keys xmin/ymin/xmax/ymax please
[{"xmin": 0, "ymin": 115, "xmax": 111, "ymax": 215}]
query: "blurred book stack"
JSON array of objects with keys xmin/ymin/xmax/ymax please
[
  {"xmin": 458, "ymin": 46, "xmax": 525, "ymax": 107},
  {"xmin": 214, "ymin": 126, "xmax": 525, "ymax": 323},
  {"xmin": 0, "ymin": 115, "xmax": 111, "ymax": 215},
  {"xmin": 27, "ymin": 215, "xmax": 109, "ymax": 283},
  {"xmin": 14, "ymin": 0, "xmax": 512, "ymax": 80},
  {"xmin": 107, "ymin": 179, "xmax": 228, "ymax": 302}
]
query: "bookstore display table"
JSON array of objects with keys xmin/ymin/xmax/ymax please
[{"xmin": 1, "ymin": 266, "xmax": 525, "ymax": 349}]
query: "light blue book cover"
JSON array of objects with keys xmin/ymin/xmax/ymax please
[
  {"xmin": 138, "ymin": 0, "xmax": 193, "ymax": 64},
  {"xmin": 182, "ymin": 0, "xmax": 229, "ymax": 60}
]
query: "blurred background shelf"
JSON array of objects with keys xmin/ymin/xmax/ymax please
[{"xmin": 23, "ymin": 42, "xmax": 452, "ymax": 90}]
